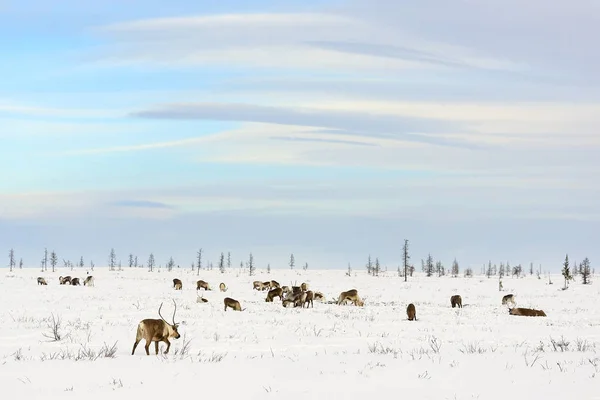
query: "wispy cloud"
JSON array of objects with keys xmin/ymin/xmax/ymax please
[{"xmin": 110, "ymin": 199, "xmax": 174, "ymax": 209}]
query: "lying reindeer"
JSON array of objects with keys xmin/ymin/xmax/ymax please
[
  {"xmin": 196, "ymin": 293, "xmax": 208, "ymax": 303},
  {"xmin": 450, "ymin": 294, "xmax": 462, "ymax": 308},
  {"xmin": 509, "ymin": 307, "xmax": 546, "ymax": 317},
  {"xmin": 173, "ymin": 278, "xmax": 183, "ymax": 290},
  {"xmin": 224, "ymin": 297, "xmax": 245, "ymax": 311},
  {"xmin": 37, "ymin": 277, "xmax": 48, "ymax": 285},
  {"xmin": 502, "ymin": 294, "xmax": 516, "ymax": 308},
  {"xmin": 265, "ymin": 287, "xmax": 284, "ymax": 302},
  {"xmin": 131, "ymin": 300, "xmax": 181, "ymax": 356},
  {"xmin": 253, "ymin": 281, "xmax": 265, "ymax": 291},
  {"xmin": 337, "ymin": 289, "xmax": 364, "ymax": 306},
  {"xmin": 314, "ymin": 292, "xmax": 325, "ymax": 302}
]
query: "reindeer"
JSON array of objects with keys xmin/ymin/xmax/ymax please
[
  {"xmin": 270, "ymin": 280, "xmax": 280, "ymax": 289},
  {"xmin": 219, "ymin": 282, "xmax": 227, "ymax": 292},
  {"xmin": 314, "ymin": 291, "xmax": 325, "ymax": 302},
  {"xmin": 291, "ymin": 286, "xmax": 303, "ymax": 295},
  {"xmin": 502, "ymin": 294, "xmax": 516, "ymax": 308},
  {"xmin": 509, "ymin": 307, "xmax": 546, "ymax": 317},
  {"xmin": 173, "ymin": 278, "xmax": 182, "ymax": 290},
  {"xmin": 300, "ymin": 282, "xmax": 308, "ymax": 292},
  {"xmin": 83, "ymin": 276, "xmax": 94, "ymax": 287},
  {"xmin": 224, "ymin": 297, "xmax": 245, "ymax": 311},
  {"xmin": 407, "ymin": 303, "xmax": 417, "ymax": 321},
  {"xmin": 37, "ymin": 277, "xmax": 48, "ymax": 285},
  {"xmin": 59, "ymin": 276, "xmax": 72, "ymax": 285},
  {"xmin": 304, "ymin": 290, "xmax": 314, "ymax": 308},
  {"xmin": 131, "ymin": 300, "xmax": 181, "ymax": 356},
  {"xmin": 261, "ymin": 281, "xmax": 271, "ymax": 291},
  {"xmin": 196, "ymin": 293, "xmax": 208, "ymax": 303},
  {"xmin": 253, "ymin": 281, "xmax": 264, "ymax": 290},
  {"xmin": 450, "ymin": 294, "xmax": 462, "ymax": 308},
  {"xmin": 281, "ymin": 286, "xmax": 291, "ymax": 295},
  {"xmin": 281, "ymin": 291, "xmax": 306, "ymax": 308},
  {"xmin": 71, "ymin": 277, "xmax": 81, "ymax": 286},
  {"xmin": 265, "ymin": 287, "xmax": 284, "ymax": 302},
  {"xmin": 196, "ymin": 280, "xmax": 211, "ymax": 291},
  {"xmin": 336, "ymin": 289, "xmax": 364, "ymax": 306}
]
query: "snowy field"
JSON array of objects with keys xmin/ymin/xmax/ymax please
[{"xmin": 1, "ymin": 267, "xmax": 599, "ymax": 400}]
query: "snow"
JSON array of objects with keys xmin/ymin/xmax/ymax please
[{"xmin": 1, "ymin": 267, "xmax": 599, "ymax": 399}]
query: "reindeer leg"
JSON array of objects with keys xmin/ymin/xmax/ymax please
[
  {"xmin": 144, "ymin": 340, "xmax": 151, "ymax": 355},
  {"xmin": 164, "ymin": 339, "xmax": 171, "ymax": 354},
  {"xmin": 155, "ymin": 341, "xmax": 159, "ymax": 355},
  {"xmin": 132, "ymin": 340, "xmax": 141, "ymax": 355}
]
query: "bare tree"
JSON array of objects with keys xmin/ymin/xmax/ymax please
[
  {"xmin": 109, "ymin": 248, "xmax": 116, "ymax": 271},
  {"xmin": 436, "ymin": 260, "xmax": 445, "ymax": 277},
  {"xmin": 451, "ymin": 258, "xmax": 459, "ymax": 277},
  {"xmin": 19, "ymin": 258, "xmax": 23, "ymax": 269},
  {"xmin": 248, "ymin": 253, "xmax": 255, "ymax": 276},
  {"xmin": 50, "ymin": 251, "xmax": 58, "ymax": 273},
  {"xmin": 289, "ymin": 253, "xmax": 295, "ymax": 270},
  {"xmin": 147, "ymin": 253, "xmax": 155, "ymax": 272},
  {"xmin": 267, "ymin": 263, "xmax": 271, "ymax": 274},
  {"xmin": 196, "ymin": 248, "xmax": 202, "ymax": 275},
  {"xmin": 348, "ymin": 263, "xmax": 353, "ymax": 277},
  {"xmin": 464, "ymin": 267, "xmax": 473, "ymax": 277},
  {"xmin": 219, "ymin": 252, "xmax": 225, "ymax": 274},
  {"xmin": 562, "ymin": 254, "xmax": 572, "ymax": 289},
  {"xmin": 366, "ymin": 254, "xmax": 373, "ymax": 275},
  {"xmin": 374, "ymin": 257, "xmax": 380, "ymax": 276},
  {"xmin": 43, "ymin": 248, "xmax": 48, "ymax": 272},
  {"xmin": 166, "ymin": 257, "xmax": 175, "ymax": 272},
  {"xmin": 78, "ymin": 256, "xmax": 84, "ymax": 269},
  {"xmin": 134, "ymin": 255, "xmax": 138, "ymax": 268},
  {"xmin": 227, "ymin": 251, "xmax": 231, "ymax": 269},
  {"xmin": 90, "ymin": 260, "xmax": 95, "ymax": 271},
  {"xmin": 8, "ymin": 248, "xmax": 15, "ymax": 271},
  {"xmin": 402, "ymin": 239, "xmax": 410, "ymax": 282},
  {"xmin": 128, "ymin": 254, "xmax": 134, "ymax": 268},
  {"xmin": 580, "ymin": 257, "xmax": 592, "ymax": 285},
  {"xmin": 425, "ymin": 254, "xmax": 434, "ymax": 277}
]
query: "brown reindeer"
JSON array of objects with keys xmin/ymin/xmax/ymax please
[
  {"xmin": 83, "ymin": 276, "xmax": 94, "ymax": 287},
  {"xmin": 37, "ymin": 277, "xmax": 48, "ymax": 285},
  {"xmin": 502, "ymin": 294, "xmax": 516, "ymax": 308},
  {"xmin": 337, "ymin": 289, "xmax": 364, "ymax": 306},
  {"xmin": 304, "ymin": 290, "xmax": 314, "ymax": 308},
  {"xmin": 281, "ymin": 286, "xmax": 291, "ymax": 295},
  {"xmin": 407, "ymin": 303, "xmax": 417, "ymax": 321},
  {"xmin": 300, "ymin": 282, "xmax": 308, "ymax": 292},
  {"xmin": 253, "ymin": 280, "xmax": 264, "ymax": 290},
  {"xmin": 509, "ymin": 307, "xmax": 546, "ymax": 317},
  {"xmin": 219, "ymin": 282, "xmax": 227, "ymax": 292},
  {"xmin": 173, "ymin": 278, "xmax": 182, "ymax": 290},
  {"xmin": 261, "ymin": 281, "xmax": 271, "ymax": 291},
  {"xmin": 71, "ymin": 277, "xmax": 81, "ymax": 286},
  {"xmin": 59, "ymin": 276, "xmax": 72, "ymax": 285},
  {"xmin": 270, "ymin": 280, "xmax": 280, "ymax": 289},
  {"xmin": 224, "ymin": 297, "xmax": 245, "ymax": 311},
  {"xmin": 265, "ymin": 287, "xmax": 284, "ymax": 302},
  {"xmin": 196, "ymin": 280, "xmax": 211, "ymax": 291},
  {"xmin": 291, "ymin": 286, "xmax": 303, "ymax": 295},
  {"xmin": 131, "ymin": 300, "xmax": 181, "ymax": 356},
  {"xmin": 314, "ymin": 291, "xmax": 325, "ymax": 302},
  {"xmin": 450, "ymin": 295, "xmax": 462, "ymax": 308}
]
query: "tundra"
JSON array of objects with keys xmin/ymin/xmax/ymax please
[
  {"xmin": 337, "ymin": 289, "xmax": 364, "ymax": 306},
  {"xmin": 131, "ymin": 300, "xmax": 180, "ymax": 356},
  {"xmin": 224, "ymin": 297, "xmax": 245, "ymax": 311},
  {"xmin": 509, "ymin": 307, "xmax": 546, "ymax": 317},
  {"xmin": 407, "ymin": 303, "xmax": 417, "ymax": 321},
  {"xmin": 450, "ymin": 295, "xmax": 462, "ymax": 308}
]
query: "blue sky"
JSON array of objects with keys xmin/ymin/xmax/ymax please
[{"xmin": 1, "ymin": 0, "xmax": 599, "ymax": 272}]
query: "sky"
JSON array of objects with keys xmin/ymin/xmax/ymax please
[{"xmin": 1, "ymin": 0, "xmax": 599, "ymax": 272}]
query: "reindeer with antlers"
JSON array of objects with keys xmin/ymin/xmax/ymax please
[{"xmin": 131, "ymin": 300, "xmax": 181, "ymax": 356}]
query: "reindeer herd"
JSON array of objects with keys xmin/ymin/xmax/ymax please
[{"xmin": 34, "ymin": 273, "xmax": 548, "ymax": 356}]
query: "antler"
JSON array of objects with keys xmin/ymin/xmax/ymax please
[
  {"xmin": 171, "ymin": 299, "xmax": 178, "ymax": 325},
  {"xmin": 158, "ymin": 302, "xmax": 169, "ymax": 324}
]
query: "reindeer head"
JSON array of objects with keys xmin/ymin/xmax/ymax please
[{"xmin": 158, "ymin": 300, "xmax": 181, "ymax": 339}]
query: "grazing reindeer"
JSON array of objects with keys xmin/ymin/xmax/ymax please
[
  {"xmin": 314, "ymin": 292, "xmax": 325, "ymax": 302},
  {"xmin": 270, "ymin": 280, "xmax": 280, "ymax": 289},
  {"xmin": 291, "ymin": 286, "xmax": 303, "ymax": 295},
  {"xmin": 224, "ymin": 297, "xmax": 245, "ymax": 311},
  {"xmin": 196, "ymin": 280, "xmax": 211, "ymax": 291},
  {"xmin": 37, "ymin": 277, "xmax": 48, "ymax": 285},
  {"xmin": 509, "ymin": 307, "xmax": 546, "ymax": 317},
  {"xmin": 71, "ymin": 278, "xmax": 81, "ymax": 286},
  {"xmin": 131, "ymin": 300, "xmax": 181, "ymax": 356},
  {"xmin": 300, "ymin": 282, "xmax": 308, "ymax": 292},
  {"xmin": 261, "ymin": 281, "xmax": 271, "ymax": 291},
  {"xmin": 407, "ymin": 303, "xmax": 417, "ymax": 321},
  {"xmin": 59, "ymin": 276, "xmax": 72, "ymax": 285},
  {"xmin": 282, "ymin": 292, "xmax": 305, "ymax": 308},
  {"xmin": 265, "ymin": 287, "xmax": 284, "ymax": 302},
  {"xmin": 336, "ymin": 289, "xmax": 364, "ymax": 306},
  {"xmin": 450, "ymin": 295, "xmax": 462, "ymax": 308},
  {"xmin": 219, "ymin": 282, "xmax": 227, "ymax": 292},
  {"xmin": 304, "ymin": 290, "xmax": 314, "ymax": 308},
  {"xmin": 502, "ymin": 294, "xmax": 516, "ymax": 308},
  {"xmin": 173, "ymin": 278, "xmax": 182, "ymax": 290},
  {"xmin": 253, "ymin": 281, "xmax": 264, "ymax": 290},
  {"xmin": 83, "ymin": 276, "xmax": 94, "ymax": 287},
  {"xmin": 281, "ymin": 286, "xmax": 291, "ymax": 295}
]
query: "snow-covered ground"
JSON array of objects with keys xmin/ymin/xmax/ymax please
[{"xmin": 1, "ymin": 267, "xmax": 599, "ymax": 400}]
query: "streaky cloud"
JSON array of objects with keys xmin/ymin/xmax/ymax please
[{"xmin": 111, "ymin": 199, "xmax": 174, "ymax": 209}]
